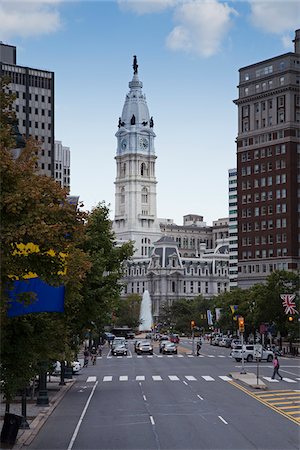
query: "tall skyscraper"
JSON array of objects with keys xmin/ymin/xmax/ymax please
[
  {"xmin": 228, "ymin": 168, "xmax": 238, "ymax": 289},
  {"xmin": 113, "ymin": 56, "xmax": 161, "ymax": 256},
  {"xmin": 234, "ymin": 30, "xmax": 300, "ymax": 288},
  {"xmin": 0, "ymin": 43, "xmax": 54, "ymax": 177}
]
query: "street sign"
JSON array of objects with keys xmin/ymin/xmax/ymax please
[{"xmin": 254, "ymin": 344, "xmax": 262, "ymax": 358}]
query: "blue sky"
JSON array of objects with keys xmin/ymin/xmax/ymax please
[{"xmin": 1, "ymin": 0, "xmax": 299, "ymax": 225}]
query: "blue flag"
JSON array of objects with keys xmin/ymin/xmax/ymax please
[{"xmin": 7, "ymin": 278, "xmax": 64, "ymax": 317}]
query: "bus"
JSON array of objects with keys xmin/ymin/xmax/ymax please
[{"xmin": 111, "ymin": 327, "xmax": 135, "ymax": 339}]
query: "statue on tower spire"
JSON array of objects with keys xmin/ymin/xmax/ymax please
[{"xmin": 133, "ymin": 55, "xmax": 138, "ymax": 74}]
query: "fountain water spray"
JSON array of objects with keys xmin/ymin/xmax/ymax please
[{"xmin": 139, "ymin": 290, "xmax": 153, "ymax": 331}]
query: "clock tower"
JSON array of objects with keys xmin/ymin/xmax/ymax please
[{"xmin": 113, "ymin": 56, "xmax": 161, "ymax": 257}]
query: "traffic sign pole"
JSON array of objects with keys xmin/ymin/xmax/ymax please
[{"xmin": 240, "ymin": 333, "xmax": 246, "ymax": 374}]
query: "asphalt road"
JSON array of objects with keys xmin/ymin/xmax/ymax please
[{"xmin": 27, "ymin": 340, "xmax": 300, "ymax": 450}]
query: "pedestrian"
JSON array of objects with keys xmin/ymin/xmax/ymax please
[
  {"xmin": 97, "ymin": 344, "xmax": 102, "ymax": 356},
  {"xmin": 83, "ymin": 348, "xmax": 89, "ymax": 368},
  {"xmin": 272, "ymin": 355, "xmax": 283, "ymax": 380},
  {"xmin": 90, "ymin": 346, "xmax": 97, "ymax": 365},
  {"xmin": 196, "ymin": 339, "xmax": 201, "ymax": 356}
]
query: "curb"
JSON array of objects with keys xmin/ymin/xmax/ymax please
[{"xmin": 14, "ymin": 380, "xmax": 75, "ymax": 449}]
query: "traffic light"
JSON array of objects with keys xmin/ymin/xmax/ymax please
[
  {"xmin": 238, "ymin": 316, "xmax": 245, "ymax": 333},
  {"xmin": 191, "ymin": 320, "xmax": 195, "ymax": 328},
  {"xmin": 288, "ymin": 316, "xmax": 294, "ymax": 322}
]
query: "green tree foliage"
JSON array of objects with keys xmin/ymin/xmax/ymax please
[
  {"xmin": 0, "ymin": 79, "xmax": 88, "ymax": 400},
  {"xmin": 114, "ymin": 293, "xmax": 141, "ymax": 329},
  {"xmin": 75, "ymin": 203, "xmax": 134, "ymax": 344}
]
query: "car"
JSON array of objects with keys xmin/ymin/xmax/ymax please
[
  {"xmin": 134, "ymin": 340, "xmax": 144, "ymax": 352},
  {"xmin": 159, "ymin": 340, "xmax": 168, "ymax": 353},
  {"xmin": 103, "ymin": 332, "xmax": 116, "ymax": 342},
  {"xmin": 159, "ymin": 335, "xmax": 169, "ymax": 341},
  {"xmin": 111, "ymin": 337, "xmax": 127, "ymax": 349},
  {"xmin": 231, "ymin": 339, "xmax": 241, "ymax": 349},
  {"xmin": 231, "ymin": 345, "xmax": 274, "ymax": 362},
  {"xmin": 136, "ymin": 341, "xmax": 153, "ymax": 354},
  {"xmin": 169, "ymin": 334, "xmax": 180, "ymax": 344},
  {"xmin": 52, "ymin": 360, "xmax": 81, "ymax": 374},
  {"xmin": 112, "ymin": 344, "xmax": 128, "ymax": 356},
  {"xmin": 162, "ymin": 343, "xmax": 178, "ymax": 354},
  {"xmin": 125, "ymin": 331, "xmax": 135, "ymax": 339},
  {"xmin": 219, "ymin": 337, "xmax": 232, "ymax": 348}
]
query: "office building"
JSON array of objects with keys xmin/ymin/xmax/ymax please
[
  {"xmin": 228, "ymin": 168, "xmax": 238, "ymax": 289},
  {"xmin": 0, "ymin": 43, "xmax": 54, "ymax": 177},
  {"xmin": 54, "ymin": 140, "xmax": 70, "ymax": 190},
  {"xmin": 234, "ymin": 30, "xmax": 300, "ymax": 288}
]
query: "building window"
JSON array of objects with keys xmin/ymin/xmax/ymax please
[{"xmin": 141, "ymin": 187, "xmax": 148, "ymax": 203}]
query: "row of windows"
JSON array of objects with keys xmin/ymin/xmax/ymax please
[
  {"xmin": 241, "ymin": 218, "xmax": 287, "ymax": 231},
  {"xmin": 15, "ymin": 105, "xmax": 51, "ymax": 116},
  {"xmin": 22, "ymin": 119, "xmax": 51, "ymax": 130},
  {"xmin": 242, "ymin": 189, "xmax": 287, "ymax": 203},
  {"xmin": 4, "ymin": 71, "xmax": 52, "ymax": 89},
  {"xmin": 241, "ymin": 248, "xmax": 288, "ymax": 259},
  {"xmin": 13, "ymin": 91, "xmax": 52, "ymax": 102},
  {"xmin": 243, "ymin": 76, "xmax": 287, "ymax": 96},
  {"xmin": 241, "ymin": 144, "xmax": 286, "ymax": 161},
  {"xmin": 241, "ymin": 130, "xmax": 288, "ymax": 147},
  {"xmin": 242, "ymin": 233, "xmax": 287, "ymax": 246},
  {"xmin": 241, "ymin": 205, "xmax": 287, "ymax": 217},
  {"xmin": 239, "ymin": 262, "xmax": 288, "ymax": 275}
]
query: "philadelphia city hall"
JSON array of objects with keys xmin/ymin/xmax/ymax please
[{"xmin": 113, "ymin": 57, "xmax": 229, "ymax": 321}]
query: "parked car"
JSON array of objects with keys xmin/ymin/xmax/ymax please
[
  {"xmin": 112, "ymin": 344, "xmax": 128, "ymax": 356},
  {"xmin": 52, "ymin": 360, "xmax": 81, "ymax": 374},
  {"xmin": 231, "ymin": 345, "xmax": 274, "ymax": 362},
  {"xmin": 219, "ymin": 337, "xmax": 232, "ymax": 348},
  {"xmin": 231, "ymin": 339, "xmax": 241, "ymax": 349},
  {"xmin": 125, "ymin": 331, "xmax": 135, "ymax": 339},
  {"xmin": 137, "ymin": 341, "xmax": 153, "ymax": 355},
  {"xmin": 162, "ymin": 343, "xmax": 178, "ymax": 354}
]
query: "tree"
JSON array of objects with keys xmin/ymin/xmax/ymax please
[
  {"xmin": 114, "ymin": 294, "xmax": 142, "ymax": 329},
  {"xmin": 75, "ymin": 203, "xmax": 134, "ymax": 345},
  {"xmin": 0, "ymin": 78, "xmax": 87, "ymax": 401}
]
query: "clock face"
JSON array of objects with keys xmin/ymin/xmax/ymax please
[
  {"xmin": 121, "ymin": 138, "xmax": 127, "ymax": 150},
  {"xmin": 139, "ymin": 137, "xmax": 148, "ymax": 150}
]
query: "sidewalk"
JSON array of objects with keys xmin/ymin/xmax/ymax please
[
  {"xmin": 0, "ymin": 376, "xmax": 75, "ymax": 449},
  {"xmin": 229, "ymin": 371, "xmax": 267, "ymax": 389}
]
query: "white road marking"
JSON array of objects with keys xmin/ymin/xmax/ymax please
[
  {"xmin": 218, "ymin": 416, "xmax": 228, "ymax": 425},
  {"xmin": 183, "ymin": 381, "xmax": 188, "ymax": 385},
  {"xmin": 207, "ymin": 355, "xmax": 215, "ymax": 358},
  {"xmin": 197, "ymin": 394, "xmax": 204, "ymax": 400},
  {"xmin": 119, "ymin": 376, "xmax": 128, "ymax": 381},
  {"xmin": 263, "ymin": 377, "xmax": 279, "ymax": 383},
  {"xmin": 103, "ymin": 376, "xmax": 112, "ymax": 382},
  {"xmin": 282, "ymin": 377, "xmax": 297, "ymax": 383},
  {"xmin": 169, "ymin": 375, "xmax": 180, "ymax": 381},
  {"xmin": 127, "ymin": 355, "xmax": 132, "ymax": 358},
  {"xmin": 202, "ymin": 376, "xmax": 215, "ymax": 381},
  {"xmin": 177, "ymin": 354, "xmax": 184, "ymax": 358},
  {"xmin": 150, "ymin": 416, "xmax": 155, "ymax": 425},
  {"xmin": 296, "ymin": 378, "xmax": 300, "ymax": 381},
  {"xmin": 117, "ymin": 356, "xmax": 122, "ymax": 359},
  {"xmin": 86, "ymin": 376, "xmax": 97, "ymax": 382},
  {"xmin": 152, "ymin": 375, "xmax": 162, "ymax": 381},
  {"xmin": 167, "ymin": 355, "xmax": 173, "ymax": 358},
  {"xmin": 136, "ymin": 375, "xmax": 145, "ymax": 381},
  {"xmin": 137, "ymin": 356, "xmax": 142, "ymax": 358},
  {"xmin": 156, "ymin": 355, "xmax": 163, "ymax": 358},
  {"xmin": 218, "ymin": 355, "xmax": 226, "ymax": 358},
  {"xmin": 67, "ymin": 381, "xmax": 98, "ymax": 450},
  {"xmin": 143, "ymin": 395, "xmax": 147, "ymax": 401},
  {"xmin": 198, "ymin": 355, "xmax": 204, "ymax": 358},
  {"xmin": 185, "ymin": 376, "xmax": 197, "ymax": 381},
  {"xmin": 219, "ymin": 376, "xmax": 231, "ymax": 382},
  {"xmin": 187, "ymin": 355, "xmax": 194, "ymax": 358},
  {"xmin": 147, "ymin": 355, "xmax": 153, "ymax": 358}
]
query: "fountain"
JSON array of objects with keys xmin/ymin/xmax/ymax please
[{"xmin": 139, "ymin": 290, "xmax": 153, "ymax": 331}]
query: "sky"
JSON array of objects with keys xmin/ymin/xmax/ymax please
[{"xmin": 1, "ymin": 0, "xmax": 299, "ymax": 225}]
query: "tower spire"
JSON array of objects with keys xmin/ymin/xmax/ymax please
[{"xmin": 133, "ymin": 55, "xmax": 138, "ymax": 74}]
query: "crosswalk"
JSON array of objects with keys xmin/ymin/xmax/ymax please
[
  {"xmin": 86, "ymin": 374, "xmax": 299, "ymax": 385},
  {"xmin": 104, "ymin": 353, "xmax": 232, "ymax": 359}
]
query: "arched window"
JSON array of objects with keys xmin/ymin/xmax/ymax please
[
  {"xmin": 141, "ymin": 163, "xmax": 145, "ymax": 176},
  {"xmin": 141, "ymin": 187, "xmax": 148, "ymax": 203}
]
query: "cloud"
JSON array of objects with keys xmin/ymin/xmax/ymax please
[
  {"xmin": 117, "ymin": 0, "xmax": 177, "ymax": 15},
  {"xmin": 249, "ymin": 0, "xmax": 300, "ymax": 34},
  {"xmin": 0, "ymin": 0, "xmax": 62, "ymax": 39},
  {"xmin": 166, "ymin": 0, "xmax": 238, "ymax": 57}
]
